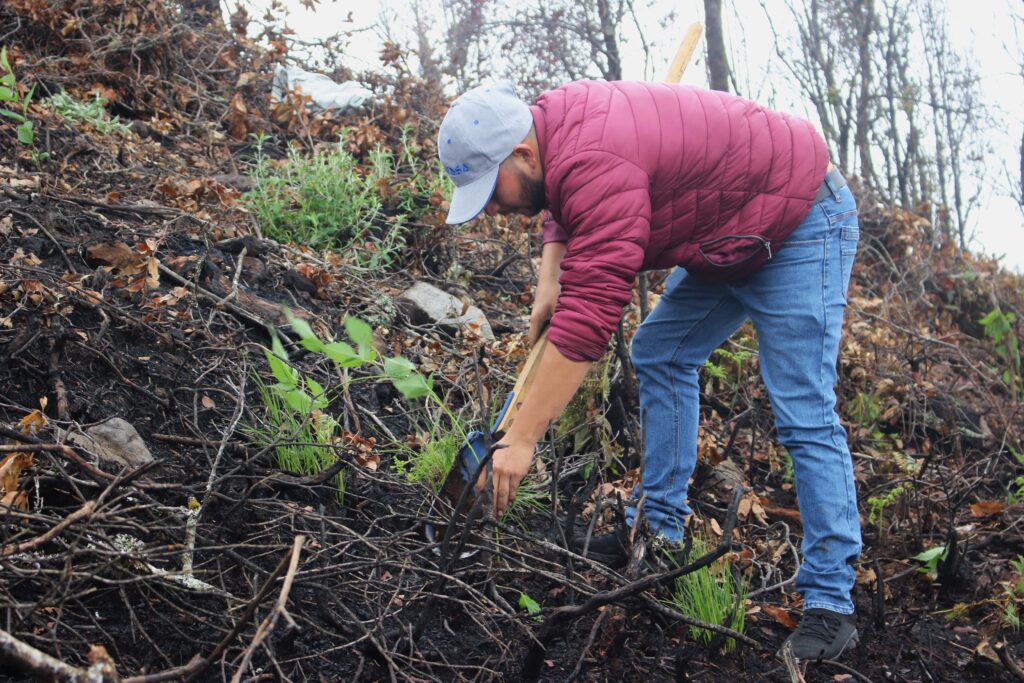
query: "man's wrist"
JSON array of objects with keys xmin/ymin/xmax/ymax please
[{"xmin": 501, "ymin": 433, "xmax": 536, "ymax": 449}]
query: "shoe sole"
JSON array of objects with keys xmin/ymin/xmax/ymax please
[{"xmin": 777, "ymin": 628, "xmax": 859, "ymax": 661}]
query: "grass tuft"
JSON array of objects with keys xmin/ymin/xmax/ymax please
[
  {"xmin": 246, "ymin": 374, "xmax": 344, "ymax": 502},
  {"xmin": 664, "ymin": 533, "xmax": 747, "ymax": 652}
]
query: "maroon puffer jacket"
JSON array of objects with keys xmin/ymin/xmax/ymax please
[{"xmin": 532, "ymin": 80, "xmax": 829, "ymax": 361}]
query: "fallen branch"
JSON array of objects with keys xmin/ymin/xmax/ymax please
[
  {"xmin": 230, "ymin": 534, "xmax": 305, "ymax": 683},
  {"xmin": 183, "ymin": 536, "xmax": 305, "ymax": 683},
  {"xmin": 1, "ymin": 500, "xmax": 95, "ymax": 556},
  {"xmin": 996, "ymin": 640, "xmax": 1024, "ymax": 682},
  {"xmin": 521, "ymin": 487, "xmax": 746, "ymax": 680},
  {"xmin": 0, "ymin": 628, "xmax": 116, "ymax": 682}
]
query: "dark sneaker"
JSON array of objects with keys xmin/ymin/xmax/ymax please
[
  {"xmin": 572, "ymin": 527, "xmax": 630, "ymax": 569},
  {"xmin": 781, "ymin": 608, "xmax": 859, "ymax": 660}
]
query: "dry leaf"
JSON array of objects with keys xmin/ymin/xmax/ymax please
[
  {"xmin": 87, "ymin": 242, "xmax": 136, "ymax": 269},
  {"xmin": 19, "ymin": 406, "xmax": 48, "ymax": 434},
  {"xmin": 969, "ymin": 501, "xmax": 1005, "ymax": 518},
  {"xmin": 762, "ymin": 605, "xmax": 799, "ymax": 629},
  {"xmin": 354, "ymin": 451, "xmax": 380, "ymax": 472},
  {"xmin": 0, "ymin": 451, "xmax": 34, "ymax": 510}
]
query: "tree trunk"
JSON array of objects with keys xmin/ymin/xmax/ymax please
[
  {"xmin": 703, "ymin": 0, "xmax": 731, "ymax": 92},
  {"xmin": 854, "ymin": 0, "xmax": 874, "ymax": 181}
]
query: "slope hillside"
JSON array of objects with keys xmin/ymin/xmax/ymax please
[{"xmin": 0, "ymin": 3, "xmax": 1021, "ymax": 681}]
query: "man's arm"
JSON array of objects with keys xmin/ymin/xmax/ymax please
[
  {"xmin": 530, "ymin": 240, "xmax": 566, "ymax": 345},
  {"xmin": 484, "ymin": 342, "xmax": 590, "ymax": 517}
]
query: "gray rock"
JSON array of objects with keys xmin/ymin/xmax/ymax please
[
  {"xmin": 397, "ymin": 282, "xmax": 494, "ymax": 340},
  {"xmin": 68, "ymin": 418, "xmax": 154, "ymax": 470}
]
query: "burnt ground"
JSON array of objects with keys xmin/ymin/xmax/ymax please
[{"xmin": 1, "ymin": 3, "xmax": 1022, "ymax": 682}]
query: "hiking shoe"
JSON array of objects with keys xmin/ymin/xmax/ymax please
[
  {"xmin": 780, "ymin": 608, "xmax": 859, "ymax": 660},
  {"xmin": 572, "ymin": 527, "xmax": 630, "ymax": 569}
]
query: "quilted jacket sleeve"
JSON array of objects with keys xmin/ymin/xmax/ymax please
[
  {"xmin": 541, "ymin": 211, "xmax": 569, "ymax": 244},
  {"xmin": 548, "ymin": 151, "xmax": 651, "ymax": 362}
]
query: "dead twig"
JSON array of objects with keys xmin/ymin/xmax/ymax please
[
  {"xmin": 229, "ymin": 534, "xmax": 305, "ymax": 683},
  {"xmin": 183, "ymin": 537, "xmax": 304, "ymax": 683},
  {"xmin": 1, "ymin": 500, "xmax": 95, "ymax": 557},
  {"xmin": 0, "ymin": 627, "xmax": 117, "ymax": 682},
  {"xmin": 995, "ymin": 640, "xmax": 1024, "ymax": 682}
]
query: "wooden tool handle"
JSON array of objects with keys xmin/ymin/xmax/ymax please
[
  {"xmin": 664, "ymin": 22, "xmax": 704, "ymax": 84},
  {"xmin": 493, "ymin": 327, "xmax": 550, "ymax": 436}
]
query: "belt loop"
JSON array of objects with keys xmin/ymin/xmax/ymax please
[{"xmin": 824, "ymin": 168, "xmax": 841, "ymax": 202}]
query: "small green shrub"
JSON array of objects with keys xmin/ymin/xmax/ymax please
[
  {"xmin": 665, "ymin": 534, "xmax": 747, "ymax": 651},
  {"xmin": 243, "ymin": 132, "xmax": 437, "ymax": 269},
  {"xmin": 501, "ymin": 476, "xmax": 548, "ymax": 527},
  {"xmin": 1, "ymin": 46, "xmax": 44, "ymax": 163},
  {"xmin": 912, "ymin": 544, "xmax": 948, "ymax": 581},
  {"xmin": 1008, "ymin": 447, "xmax": 1024, "ymax": 505},
  {"xmin": 245, "ymin": 134, "xmax": 384, "ymax": 253},
  {"xmin": 392, "ymin": 418, "xmax": 548, "ymax": 525},
  {"xmin": 867, "ymin": 482, "xmax": 911, "ymax": 541},
  {"xmin": 980, "ymin": 308, "xmax": 1022, "ymax": 402},
  {"xmin": 44, "ymin": 90, "xmax": 131, "ymax": 136}
]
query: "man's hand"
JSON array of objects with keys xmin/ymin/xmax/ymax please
[{"xmin": 476, "ymin": 439, "xmax": 534, "ymax": 518}]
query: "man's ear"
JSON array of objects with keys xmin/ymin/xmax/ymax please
[{"xmin": 510, "ymin": 142, "xmax": 538, "ymax": 169}]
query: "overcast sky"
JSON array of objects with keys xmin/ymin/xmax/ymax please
[{"xmin": 236, "ymin": 0, "xmax": 1024, "ymax": 271}]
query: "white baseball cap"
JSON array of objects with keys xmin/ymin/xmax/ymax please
[{"xmin": 437, "ymin": 82, "xmax": 533, "ymax": 224}]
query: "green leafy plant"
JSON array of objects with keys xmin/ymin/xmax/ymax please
[
  {"xmin": 850, "ymin": 390, "xmax": 882, "ymax": 432},
  {"xmin": 1004, "ymin": 554, "xmax": 1024, "ymax": 631},
  {"xmin": 244, "ymin": 133, "xmax": 410, "ymax": 267},
  {"xmin": 392, "ymin": 425, "xmax": 462, "ymax": 490},
  {"xmin": 704, "ymin": 345, "xmax": 755, "ymax": 390},
  {"xmin": 1008, "ymin": 447, "xmax": 1024, "ymax": 505},
  {"xmin": 500, "ymin": 476, "xmax": 549, "ymax": 528},
  {"xmin": 391, "ymin": 412, "xmax": 548, "ymax": 525},
  {"xmin": 980, "ymin": 308, "xmax": 1022, "ymax": 402},
  {"xmin": 777, "ymin": 449, "xmax": 795, "ymax": 486},
  {"xmin": 44, "ymin": 90, "xmax": 131, "ymax": 136},
  {"xmin": 867, "ymin": 482, "xmax": 911, "ymax": 542},
  {"xmin": 249, "ymin": 311, "xmax": 430, "ymax": 501},
  {"xmin": 518, "ymin": 591, "xmax": 541, "ymax": 619},
  {"xmin": 0, "ymin": 46, "xmax": 41, "ymax": 160},
  {"xmin": 279, "ymin": 311, "xmax": 547, "ymax": 525},
  {"xmin": 665, "ymin": 534, "xmax": 747, "ymax": 652},
  {"xmin": 912, "ymin": 544, "xmax": 948, "ymax": 581}
]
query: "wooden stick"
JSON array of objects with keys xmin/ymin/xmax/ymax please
[
  {"xmin": 493, "ymin": 328, "xmax": 550, "ymax": 435},
  {"xmin": 664, "ymin": 22, "xmax": 704, "ymax": 84},
  {"xmin": 230, "ymin": 535, "xmax": 305, "ymax": 683}
]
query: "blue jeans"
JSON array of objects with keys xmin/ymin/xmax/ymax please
[{"xmin": 627, "ymin": 183, "xmax": 862, "ymax": 614}]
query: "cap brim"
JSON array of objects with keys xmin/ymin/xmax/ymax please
[{"xmin": 445, "ymin": 166, "xmax": 499, "ymax": 224}]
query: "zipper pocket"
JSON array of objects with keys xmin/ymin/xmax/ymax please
[{"xmin": 698, "ymin": 234, "xmax": 773, "ymax": 268}]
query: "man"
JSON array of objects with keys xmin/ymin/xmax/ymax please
[{"xmin": 437, "ymin": 80, "xmax": 862, "ymax": 661}]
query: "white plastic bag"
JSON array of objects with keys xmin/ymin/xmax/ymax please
[{"xmin": 271, "ymin": 65, "xmax": 374, "ymax": 112}]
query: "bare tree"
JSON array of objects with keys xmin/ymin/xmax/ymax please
[
  {"xmin": 703, "ymin": 0, "xmax": 731, "ymax": 92},
  {"xmin": 920, "ymin": 0, "xmax": 988, "ymax": 248}
]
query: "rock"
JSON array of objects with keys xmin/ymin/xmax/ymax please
[
  {"xmin": 705, "ymin": 457, "xmax": 746, "ymax": 495},
  {"xmin": 68, "ymin": 418, "xmax": 154, "ymax": 469},
  {"xmin": 397, "ymin": 281, "xmax": 494, "ymax": 340}
]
